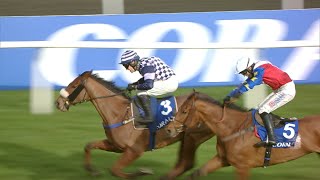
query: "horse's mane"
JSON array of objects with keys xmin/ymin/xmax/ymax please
[
  {"xmin": 196, "ymin": 92, "xmax": 247, "ymax": 112},
  {"xmin": 89, "ymin": 73, "xmax": 131, "ymax": 100}
]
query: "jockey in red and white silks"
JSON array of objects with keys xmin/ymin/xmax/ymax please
[{"xmin": 223, "ymin": 57, "xmax": 296, "ymax": 146}]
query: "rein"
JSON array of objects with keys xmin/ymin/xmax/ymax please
[
  {"xmin": 221, "ymin": 113, "xmax": 253, "ymax": 142},
  {"xmin": 176, "ymin": 94, "xmax": 253, "ymax": 141},
  {"xmin": 66, "ymin": 79, "xmax": 126, "ymax": 104},
  {"xmin": 173, "ymin": 92, "xmax": 198, "ymax": 133},
  {"xmin": 63, "ymin": 78, "xmax": 133, "ymax": 129},
  {"xmin": 219, "ymin": 101, "xmax": 254, "ymax": 142},
  {"xmin": 219, "ymin": 98, "xmax": 238, "ymax": 122},
  {"xmin": 72, "ymin": 93, "xmax": 124, "ymax": 104}
]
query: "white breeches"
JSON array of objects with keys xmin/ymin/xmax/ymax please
[
  {"xmin": 137, "ymin": 75, "xmax": 179, "ymax": 96},
  {"xmin": 258, "ymin": 81, "xmax": 296, "ymax": 114}
]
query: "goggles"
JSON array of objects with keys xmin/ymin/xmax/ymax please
[{"xmin": 122, "ymin": 63, "xmax": 130, "ymax": 69}]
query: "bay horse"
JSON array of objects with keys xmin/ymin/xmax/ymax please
[
  {"xmin": 165, "ymin": 91, "xmax": 320, "ymax": 180},
  {"xmin": 55, "ymin": 71, "xmax": 214, "ymax": 179}
]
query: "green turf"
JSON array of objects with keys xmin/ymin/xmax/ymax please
[{"xmin": 0, "ymin": 85, "xmax": 319, "ymax": 180}]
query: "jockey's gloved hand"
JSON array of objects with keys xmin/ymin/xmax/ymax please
[
  {"xmin": 223, "ymin": 96, "xmax": 231, "ymax": 106},
  {"xmin": 126, "ymin": 84, "xmax": 137, "ymax": 91}
]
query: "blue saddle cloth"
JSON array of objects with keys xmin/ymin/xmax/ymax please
[
  {"xmin": 150, "ymin": 96, "xmax": 177, "ymax": 130},
  {"xmin": 134, "ymin": 95, "xmax": 177, "ymax": 150},
  {"xmin": 134, "ymin": 95, "xmax": 176, "ymax": 129},
  {"xmin": 252, "ymin": 110, "xmax": 299, "ymax": 148}
]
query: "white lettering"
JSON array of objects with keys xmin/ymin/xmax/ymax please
[
  {"xmin": 201, "ymin": 19, "xmax": 287, "ymax": 82},
  {"xmin": 157, "ymin": 116, "xmax": 174, "ymax": 129},
  {"xmin": 37, "ymin": 24, "xmax": 127, "ymax": 86},
  {"xmin": 282, "ymin": 20, "xmax": 320, "ymax": 80},
  {"xmin": 283, "ymin": 123, "xmax": 296, "ymax": 139},
  {"xmin": 34, "ymin": 19, "xmax": 318, "ymax": 86},
  {"xmin": 127, "ymin": 22, "xmax": 211, "ymax": 83},
  {"xmin": 274, "ymin": 142, "xmax": 295, "ymax": 148}
]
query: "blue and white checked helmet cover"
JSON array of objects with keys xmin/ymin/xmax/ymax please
[{"xmin": 119, "ymin": 50, "xmax": 140, "ymax": 64}]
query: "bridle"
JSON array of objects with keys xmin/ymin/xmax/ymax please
[
  {"xmin": 61, "ymin": 79, "xmax": 125, "ymax": 106},
  {"xmin": 171, "ymin": 92, "xmax": 198, "ymax": 133},
  {"xmin": 60, "ymin": 77, "xmax": 134, "ymax": 130},
  {"xmin": 172, "ymin": 93, "xmax": 253, "ymax": 141}
]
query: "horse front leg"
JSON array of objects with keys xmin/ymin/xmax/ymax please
[
  {"xmin": 235, "ymin": 167, "xmax": 250, "ymax": 180},
  {"xmin": 160, "ymin": 137, "xmax": 199, "ymax": 180},
  {"xmin": 161, "ymin": 130, "xmax": 214, "ymax": 180},
  {"xmin": 84, "ymin": 139, "xmax": 121, "ymax": 176},
  {"xmin": 187, "ymin": 155, "xmax": 228, "ymax": 180},
  {"xmin": 110, "ymin": 147, "xmax": 153, "ymax": 179}
]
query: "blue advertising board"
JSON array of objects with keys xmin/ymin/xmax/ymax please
[{"xmin": 0, "ymin": 9, "xmax": 319, "ymax": 89}]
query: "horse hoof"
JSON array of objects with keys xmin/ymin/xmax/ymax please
[
  {"xmin": 84, "ymin": 164, "xmax": 101, "ymax": 177},
  {"xmin": 139, "ymin": 167, "xmax": 154, "ymax": 175},
  {"xmin": 90, "ymin": 170, "xmax": 101, "ymax": 177},
  {"xmin": 186, "ymin": 169, "xmax": 201, "ymax": 180},
  {"xmin": 159, "ymin": 175, "xmax": 174, "ymax": 180}
]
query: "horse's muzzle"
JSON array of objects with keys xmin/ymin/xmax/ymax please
[{"xmin": 55, "ymin": 97, "xmax": 70, "ymax": 112}]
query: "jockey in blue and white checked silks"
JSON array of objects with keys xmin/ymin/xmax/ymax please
[{"xmin": 119, "ymin": 50, "xmax": 178, "ymax": 124}]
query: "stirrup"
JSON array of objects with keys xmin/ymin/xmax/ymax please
[
  {"xmin": 254, "ymin": 140, "xmax": 276, "ymax": 148},
  {"xmin": 254, "ymin": 141, "xmax": 267, "ymax": 148}
]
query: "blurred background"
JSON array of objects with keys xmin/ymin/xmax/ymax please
[
  {"xmin": 0, "ymin": 1, "xmax": 319, "ymax": 180},
  {"xmin": 1, "ymin": 0, "xmax": 320, "ymax": 15}
]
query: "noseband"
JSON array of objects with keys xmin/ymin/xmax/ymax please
[{"xmin": 60, "ymin": 79, "xmax": 124, "ymax": 106}]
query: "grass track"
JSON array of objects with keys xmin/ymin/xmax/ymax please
[{"xmin": 0, "ymin": 85, "xmax": 319, "ymax": 180}]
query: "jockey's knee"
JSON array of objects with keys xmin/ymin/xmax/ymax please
[{"xmin": 258, "ymin": 107, "xmax": 271, "ymax": 114}]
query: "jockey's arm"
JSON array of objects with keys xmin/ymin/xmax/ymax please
[
  {"xmin": 136, "ymin": 65, "xmax": 155, "ymax": 90},
  {"xmin": 228, "ymin": 68, "xmax": 264, "ymax": 98}
]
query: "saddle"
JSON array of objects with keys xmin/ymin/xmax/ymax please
[{"xmin": 254, "ymin": 111, "xmax": 297, "ymax": 128}]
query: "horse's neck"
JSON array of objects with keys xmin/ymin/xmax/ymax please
[
  {"xmin": 201, "ymin": 103, "xmax": 249, "ymax": 137},
  {"xmin": 85, "ymin": 78, "xmax": 130, "ymax": 124},
  {"xmin": 223, "ymin": 109, "xmax": 250, "ymax": 133}
]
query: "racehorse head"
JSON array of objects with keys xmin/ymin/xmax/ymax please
[
  {"xmin": 166, "ymin": 91, "xmax": 245, "ymax": 138},
  {"xmin": 165, "ymin": 91, "xmax": 206, "ymax": 137},
  {"xmin": 56, "ymin": 71, "xmax": 92, "ymax": 112},
  {"xmin": 55, "ymin": 70, "xmax": 130, "ymax": 112}
]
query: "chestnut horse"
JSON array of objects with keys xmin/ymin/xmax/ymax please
[
  {"xmin": 165, "ymin": 91, "xmax": 320, "ymax": 180},
  {"xmin": 55, "ymin": 71, "xmax": 214, "ymax": 179}
]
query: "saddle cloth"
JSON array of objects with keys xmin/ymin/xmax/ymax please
[
  {"xmin": 132, "ymin": 95, "xmax": 177, "ymax": 130},
  {"xmin": 132, "ymin": 95, "xmax": 177, "ymax": 150},
  {"xmin": 252, "ymin": 109, "xmax": 299, "ymax": 148}
]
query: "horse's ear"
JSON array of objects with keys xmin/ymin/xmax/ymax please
[
  {"xmin": 192, "ymin": 88, "xmax": 196, "ymax": 93},
  {"xmin": 191, "ymin": 90, "xmax": 198, "ymax": 107}
]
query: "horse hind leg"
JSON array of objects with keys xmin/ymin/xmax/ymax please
[
  {"xmin": 84, "ymin": 139, "xmax": 121, "ymax": 176},
  {"xmin": 110, "ymin": 147, "xmax": 154, "ymax": 179}
]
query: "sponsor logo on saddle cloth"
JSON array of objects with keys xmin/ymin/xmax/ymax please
[{"xmin": 252, "ymin": 110, "xmax": 299, "ymax": 148}]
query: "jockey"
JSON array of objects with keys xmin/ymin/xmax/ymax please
[
  {"xmin": 119, "ymin": 50, "xmax": 179, "ymax": 124},
  {"xmin": 223, "ymin": 57, "xmax": 296, "ymax": 147}
]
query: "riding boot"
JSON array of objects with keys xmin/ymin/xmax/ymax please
[
  {"xmin": 258, "ymin": 112, "xmax": 276, "ymax": 147},
  {"xmin": 136, "ymin": 95, "xmax": 153, "ymax": 123}
]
